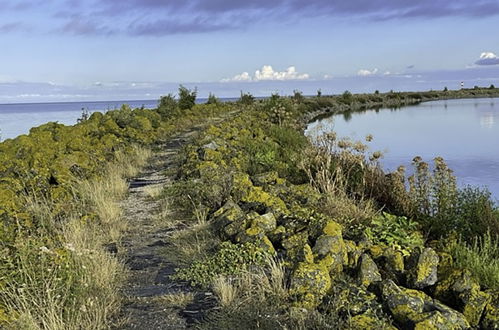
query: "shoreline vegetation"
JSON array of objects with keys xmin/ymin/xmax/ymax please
[{"xmin": 1, "ymin": 86, "xmax": 498, "ymax": 329}]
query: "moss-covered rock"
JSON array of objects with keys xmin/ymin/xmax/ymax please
[
  {"xmin": 358, "ymin": 254, "xmax": 382, "ymax": 287},
  {"xmin": 290, "ymin": 261, "xmax": 331, "ymax": 309},
  {"xmin": 407, "ymin": 247, "xmax": 439, "ymax": 289}
]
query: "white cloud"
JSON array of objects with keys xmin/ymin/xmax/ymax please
[
  {"xmin": 357, "ymin": 68, "xmax": 378, "ymax": 76},
  {"xmin": 222, "ymin": 65, "xmax": 310, "ymax": 82},
  {"xmin": 475, "ymin": 52, "xmax": 499, "ymax": 66}
]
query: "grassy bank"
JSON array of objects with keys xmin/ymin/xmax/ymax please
[
  {"xmin": 161, "ymin": 91, "xmax": 499, "ymax": 328},
  {"xmin": 0, "ymin": 90, "xmax": 234, "ymax": 328}
]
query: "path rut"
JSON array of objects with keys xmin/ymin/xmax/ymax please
[{"xmin": 114, "ymin": 121, "xmax": 223, "ymax": 329}]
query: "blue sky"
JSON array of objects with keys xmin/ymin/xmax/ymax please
[{"xmin": 1, "ymin": 0, "xmax": 499, "ymax": 102}]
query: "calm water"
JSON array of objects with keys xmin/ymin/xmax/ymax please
[
  {"xmin": 0, "ymin": 97, "xmax": 239, "ymax": 140},
  {"xmin": 306, "ymin": 98, "xmax": 499, "ymax": 200},
  {"xmin": 0, "ymin": 100, "xmax": 158, "ymax": 140}
]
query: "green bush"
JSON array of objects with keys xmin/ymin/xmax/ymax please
[
  {"xmin": 178, "ymin": 85, "xmax": 197, "ymax": 110},
  {"xmin": 157, "ymin": 94, "xmax": 178, "ymax": 117}
]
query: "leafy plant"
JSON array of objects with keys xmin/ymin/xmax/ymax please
[{"xmin": 365, "ymin": 212, "xmax": 424, "ymax": 256}]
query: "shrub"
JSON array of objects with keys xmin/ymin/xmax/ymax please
[
  {"xmin": 178, "ymin": 85, "xmax": 197, "ymax": 110},
  {"xmin": 238, "ymin": 92, "xmax": 254, "ymax": 105},
  {"xmin": 157, "ymin": 94, "xmax": 177, "ymax": 117}
]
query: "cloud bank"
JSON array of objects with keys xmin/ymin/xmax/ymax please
[
  {"xmin": 2, "ymin": 0, "xmax": 499, "ymax": 36},
  {"xmin": 475, "ymin": 52, "xmax": 499, "ymax": 66},
  {"xmin": 223, "ymin": 65, "xmax": 310, "ymax": 82}
]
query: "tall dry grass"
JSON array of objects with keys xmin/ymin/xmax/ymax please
[{"xmin": 1, "ymin": 145, "xmax": 151, "ymax": 329}]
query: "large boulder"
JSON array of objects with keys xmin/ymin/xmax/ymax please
[
  {"xmin": 406, "ymin": 247, "xmax": 439, "ymax": 289},
  {"xmin": 434, "ymin": 269, "xmax": 491, "ymax": 327},
  {"xmin": 312, "ymin": 221, "xmax": 347, "ymax": 274},
  {"xmin": 358, "ymin": 254, "xmax": 382, "ymax": 287},
  {"xmin": 381, "ymin": 280, "xmax": 470, "ymax": 328},
  {"xmin": 290, "ymin": 261, "xmax": 331, "ymax": 309}
]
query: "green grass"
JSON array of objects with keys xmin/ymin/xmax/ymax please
[{"xmin": 449, "ymin": 233, "xmax": 499, "ymax": 290}]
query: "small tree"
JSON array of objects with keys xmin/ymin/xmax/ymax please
[
  {"xmin": 178, "ymin": 85, "xmax": 197, "ymax": 110},
  {"xmin": 239, "ymin": 91, "xmax": 255, "ymax": 105},
  {"xmin": 317, "ymin": 89, "xmax": 322, "ymax": 97},
  {"xmin": 374, "ymin": 90, "xmax": 380, "ymax": 95},
  {"xmin": 206, "ymin": 93, "xmax": 219, "ymax": 105},
  {"xmin": 490, "ymin": 84, "xmax": 496, "ymax": 89},
  {"xmin": 77, "ymin": 107, "xmax": 90, "ymax": 123},
  {"xmin": 292, "ymin": 90, "xmax": 305, "ymax": 103},
  {"xmin": 443, "ymin": 86, "xmax": 448, "ymax": 92}
]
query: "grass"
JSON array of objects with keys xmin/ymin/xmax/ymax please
[
  {"xmin": 0, "ymin": 146, "xmax": 151, "ymax": 329},
  {"xmin": 449, "ymin": 233, "xmax": 499, "ymax": 290},
  {"xmin": 153, "ymin": 291, "xmax": 194, "ymax": 309}
]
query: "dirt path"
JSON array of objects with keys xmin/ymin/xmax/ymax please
[{"xmin": 114, "ymin": 119, "xmax": 226, "ymax": 329}]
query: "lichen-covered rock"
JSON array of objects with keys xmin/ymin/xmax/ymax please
[
  {"xmin": 482, "ymin": 291, "xmax": 499, "ymax": 329},
  {"xmin": 382, "ymin": 280, "xmax": 426, "ymax": 324},
  {"xmin": 243, "ymin": 186, "xmax": 288, "ymax": 214},
  {"xmin": 313, "ymin": 237, "xmax": 345, "ymax": 274},
  {"xmin": 212, "ymin": 199, "xmax": 246, "ymax": 233},
  {"xmin": 250, "ymin": 212, "xmax": 277, "ymax": 233},
  {"xmin": 407, "ymin": 247, "xmax": 439, "ymax": 289},
  {"xmin": 282, "ymin": 231, "xmax": 310, "ymax": 263},
  {"xmin": 434, "ymin": 268, "xmax": 490, "ymax": 327},
  {"xmin": 348, "ymin": 313, "xmax": 396, "ymax": 330},
  {"xmin": 334, "ymin": 282, "xmax": 380, "ymax": 316},
  {"xmin": 381, "ymin": 280, "xmax": 469, "ymax": 328},
  {"xmin": 460, "ymin": 286, "xmax": 490, "ymax": 327},
  {"xmin": 251, "ymin": 171, "xmax": 279, "ymax": 186},
  {"xmin": 345, "ymin": 240, "xmax": 362, "ymax": 269},
  {"xmin": 290, "ymin": 261, "xmax": 331, "ymax": 309},
  {"xmin": 359, "ymin": 254, "xmax": 382, "ymax": 287},
  {"xmin": 414, "ymin": 310, "xmax": 465, "ymax": 330},
  {"xmin": 383, "ymin": 247, "xmax": 404, "ymax": 276}
]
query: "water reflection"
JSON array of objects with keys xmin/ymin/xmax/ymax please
[{"xmin": 306, "ymin": 97, "xmax": 499, "ymax": 200}]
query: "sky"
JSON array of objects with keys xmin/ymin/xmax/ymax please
[{"xmin": 1, "ymin": 0, "xmax": 499, "ymax": 102}]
